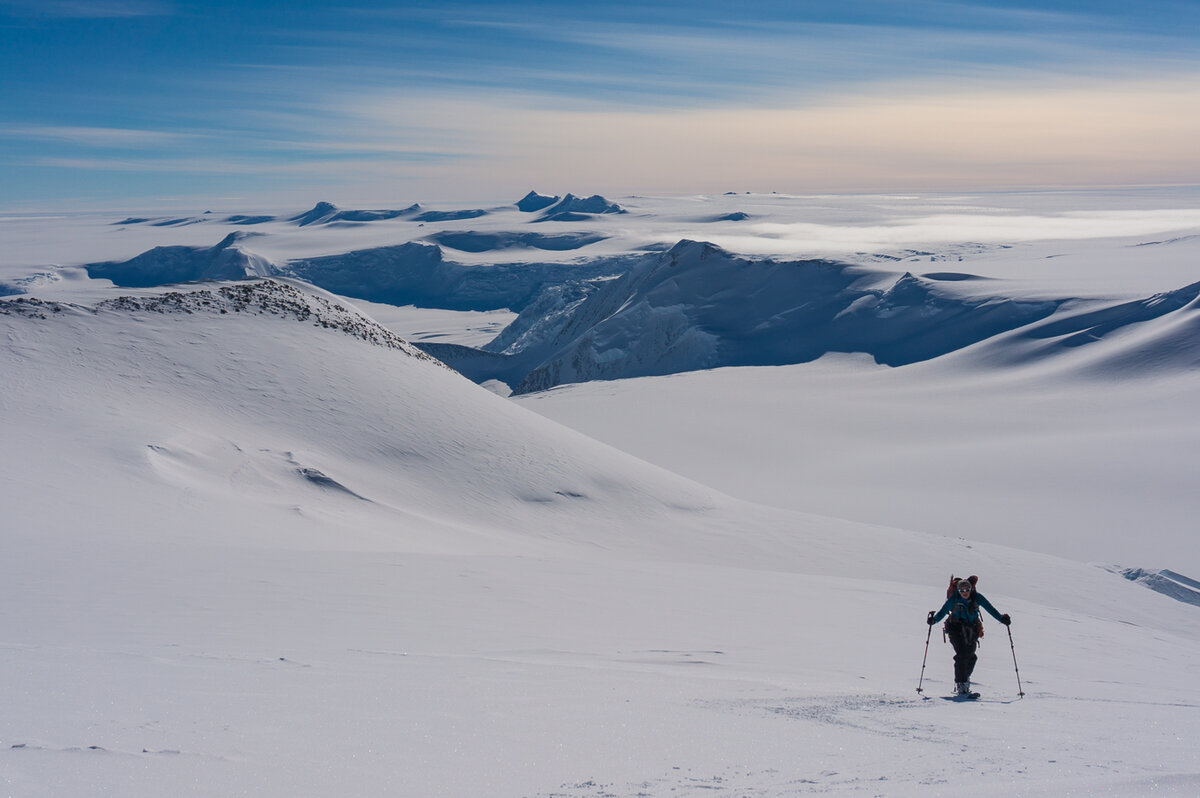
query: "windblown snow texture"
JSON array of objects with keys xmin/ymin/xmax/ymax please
[{"xmin": 998, "ymin": 281, "xmax": 1200, "ymax": 374}]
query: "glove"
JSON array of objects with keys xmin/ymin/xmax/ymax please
[
  {"xmin": 1000, "ymin": 613, "xmax": 1011, "ymax": 626},
  {"xmin": 927, "ymin": 611, "xmax": 936, "ymax": 626}
]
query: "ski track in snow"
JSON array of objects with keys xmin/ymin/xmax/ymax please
[{"xmin": 531, "ymin": 689, "xmax": 1200, "ymax": 797}]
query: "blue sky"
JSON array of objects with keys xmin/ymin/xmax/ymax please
[{"xmin": 2, "ymin": 0, "xmax": 1198, "ymax": 209}]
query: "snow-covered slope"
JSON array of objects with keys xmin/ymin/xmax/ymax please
[
  {"xmin": 0, "ymin": 279, "xmax": 731, "ymax": 557},
  {"xmin": 3, "ymin": 192, "xmax": 1200, "ymax": 797},
  {"xmin": 518, "ymin": 353, "xmax": 1200, "ymax": 576}
]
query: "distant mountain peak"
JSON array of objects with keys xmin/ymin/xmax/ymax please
[
  {"xmin": 288, "ymin": 202, "xmax": 428, "ymax": 226},
  {"xmin": 290, "ymin": 202, "xmax": 339, "ymax": 226},
  {"xmin": 535, "ymin": 194, "xmax": 626, "ymax": 221},
  {"xmin": 85, "ymin": 235, "xmax": 277, "ymax": 287},
  {"xmin": 548, "ymin": 193, "xmax": 625, "ymax": 215},
  {"xmin": 212, "ymin": 231, "xmax": 257, "ymax": 250},
  {"xmin": 665, "ymin": 239, "xmax": 727, "ymax": 264},
  {"xmin": 517, "ymin": 191, "xmax": 560, "ymax": 213}
]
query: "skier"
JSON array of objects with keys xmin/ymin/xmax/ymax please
[{"xmin": 927, "ymin": 576, "xmax": 1011, "ymax": 698}]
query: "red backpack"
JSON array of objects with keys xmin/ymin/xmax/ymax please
[{"xmin": 945, "ymin": 574, "xmax": 984, "ymax": 640}]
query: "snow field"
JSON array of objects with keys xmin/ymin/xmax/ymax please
[
  {"xmin": 4, "ymin": 538, "xmax": 1199, "ymax": 797},
  {"xmin": 3, "ymin": 191, "xmax": 1200, "ymax": 796}
]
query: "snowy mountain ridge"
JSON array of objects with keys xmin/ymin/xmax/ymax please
[
  {"xmin": 0, "ymin": 276, "xmax": 739, "ymax": 555},
  {"xmin": 67, "ymin": 224, "xmax": 1200, "ymax": 393},
  {"xmin": 1, "ymin": 278, "xmax": 443, "ymax": 362},
  {"xmin": 85, "ymin": 231, "xmax": 277, "ymax": 287},
  {"xmin": 462, "ymin": 239, "xmax": 1200, "ymax": 392},
  {"xmin": 506, "ymin": 240, "xmax": 1063, "ymax": 392},
  {"xmin": 102, "ymin": 190, "xmax": 628, "ymax": 230}
]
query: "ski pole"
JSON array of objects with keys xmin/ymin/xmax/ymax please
[
  {"xmin": 1007, "ymin": 624, "xmax": 1025, "ymax": 697},
  {"xmin": 916, "ymin": 614, "xmax": 934, "ymax": 694}
]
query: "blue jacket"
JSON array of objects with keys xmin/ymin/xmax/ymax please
[{"xmin": 933, "ymin": 591, "xmax": 1005, "ymax": 625}]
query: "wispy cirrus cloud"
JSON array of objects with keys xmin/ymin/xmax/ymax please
[
  {"xmin": 0, "ymin": 125, "xmax": 192, "ymax": 148},
  {"xmin": 0, "ymin": 0, "xmax": 172, "ymax": 18},
  {"xmin": 298, "ymin": 71, "xmax": 1200, "ymax": 200},
  {"xmin": 9, "ymin": 67, "xmax": 1200, "ymax": 205},
  {"xmin": 323, "ymin": 2, "xmax": 1200, "ymax": 107},
  {"xmin": 4, "ymin": 0, "xmax": 1200, "ymax": 208}
]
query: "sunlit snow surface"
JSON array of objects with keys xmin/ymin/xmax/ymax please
[{"xmin": 2, "ymin": 190, "xmax": 1200, "ymax": 797}]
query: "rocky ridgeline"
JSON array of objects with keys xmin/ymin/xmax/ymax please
[
  {"xmin": 2, "ymin": 280, "xmax": 446, "ymax": 367},
  {"xmin": 0, "ymin": 296, "xmax": 67, "ymax": 319}
]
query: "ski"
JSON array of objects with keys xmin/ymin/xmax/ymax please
[{"xmin": 943, "ymin": 692, "xmax": 980, "ymax": 701}]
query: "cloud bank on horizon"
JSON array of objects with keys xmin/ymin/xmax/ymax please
[{"xmin": 2, "ymin": 0, "xmax": 1198, "ymax": 209}]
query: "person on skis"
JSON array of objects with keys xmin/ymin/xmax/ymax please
[{"xmin": 928, "ymin": 576, "xmax": 1011, "ymax": 697}]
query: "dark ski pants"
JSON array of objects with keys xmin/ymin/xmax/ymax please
[{"xmin": 946, "ymin": 621, "xmax": 979, "ymax": 683}]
